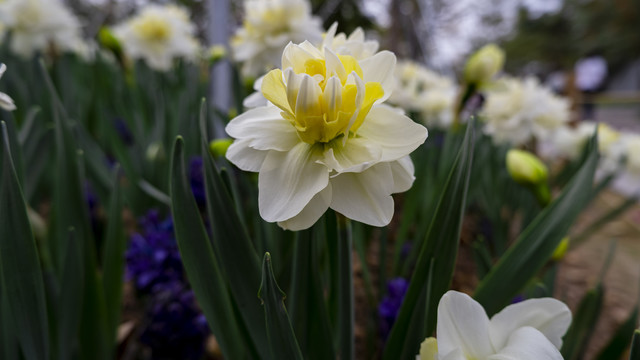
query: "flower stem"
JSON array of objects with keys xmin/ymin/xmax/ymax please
[{"xmin": 337, "ymin": 214, "xmax": 354, "ymax": 360}]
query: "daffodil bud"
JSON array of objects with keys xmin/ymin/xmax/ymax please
[
  {"xmin": 506, "ymin": 149, "xmax": 551, "ymax": 205},
  {"xmin": 552, "ymin": 237, "xmax": 569, "ymax": 261},
  {"xmin": 207, "ymin": 44, "xmax": 227, "ymax": 64},
  {"xmin": 418, "ymin": 337, "xmax": 438, "ymax": 360},
  {"xmin": 506, "ymin": 149, "xmax": 548, "ymax": 186},
  {"xmin": 463, "ymin": 44, "xmax": 505, "ymax": 86},
  {"xmin": 146, "ymin": 141, "xmax": 165, "ymax": 162},
  {"xmin": 98, "ymin": 27, "xmax": 122, "ymax": 56},
  {"xmin": 209, "ymin": 138, "xmax": 232, "ymax": 157}
]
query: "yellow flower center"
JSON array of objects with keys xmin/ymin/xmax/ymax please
[
  {"xmin": 261, "ymin": 53, "xmax": 383, "ymax": 144},
  {"xmin": 132, "ymin": 16, "xmax": 172, "ymax": 43}
]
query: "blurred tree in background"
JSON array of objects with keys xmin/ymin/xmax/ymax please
[{"xmin": 501, "ymin": 0, "xmax": 640, "ymax": 77}]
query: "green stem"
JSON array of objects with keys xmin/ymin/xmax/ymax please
[{"xmin": 337, "ymin": 215, "xmax": 354, "ymax": 360}]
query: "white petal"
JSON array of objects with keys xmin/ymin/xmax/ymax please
[
  {"xmin": 0, "ymin": 63, "xmax": 6, "ymax": 79},
  {"xmin": 277, "ymin": 184, "xmax": 332, "ymax": 230},
  {"xmin": 0, "ymin": 92, "xmax": 17, "ymax": 111},
  {"xmin": 258, "ymin": 142, "xmax": 329, "ymax": 222},
  {"xmin": 436, "ymin": 291, "xmax": 495, "ymax": 359},
  {"xmin": 389, "ymin": 156, "xmax": 415, "ymax": 193},
  {"xmin": 360, "ymin": 51, "xmax": 396, "ymax": 102},
  {"xmin": 225, "ymin": 106, "xmax": 299, "ymax": 151},
  {"xmin": 329, "ymin": 162, "xmax": 394, "ymax": 226},
  {"xmin": 226, "ymin": 139, "xmax": 268, "ymax": 172},
  {"xmin": 489, "ymin": 298, "xmax": 571, "ymax": 350},
  {"xmin": 295, "ymin": 74, "xmax": 323, "ymax": 115},
  {"xmin": 319, "ymin": 137, "xmax": 382, "ymax": 173},
  {"xmin": 487, "ymin": 327, "xmax": 563, "ymax": 360},
  {"xmin": 357, "ymin": 105, "xmax": 428, "ymax": 162}
]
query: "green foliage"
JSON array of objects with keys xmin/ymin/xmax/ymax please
[
  {"xmin": 383, "ymin": 120, "xmax": 476, "ymax": 360},
  {"xmin": 474, "ymin": 133, "xmax": 599, "ymax": 316},
  {"xmin": 0, "ymin": 121, "xmax": 50, "ymax": 360},
  {"xmin": 259, "ymin": 253, "xmax": 304, "ymax": 360}
]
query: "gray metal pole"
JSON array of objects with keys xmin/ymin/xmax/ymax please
[{"xmin": 208, "ymin": 0, "xmax": 232, "ymax": 138}]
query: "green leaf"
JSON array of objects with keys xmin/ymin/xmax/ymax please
[
  {"xmin": 561, "ymin": 285, "xmax": 604, "ymax": 360},
  {"xmin": 474, "ymin": 133, "xmax": 599, "ymax": 315},
  {"xmin": 288, "ymin": 225, "xmax": 336, "ymax": 360},
  {"xmin": 0, "ymin": 286, "xmax": 19, "ymax": 360},
  {"xmin": 630, "ymin": 330, "xmax": 640, "ymax": 360},
  {"xmin": 102, "ymin": 166, "xmax": 125, "ymax": 348},
  {"xmin": 382, "ymin": 120, "xmax": 476, "ymax": 360},
  {"xmin": 57, "ymin": 228, "xmax": 84, "ymax": 360},
  {"xmin": 258, "ymin": 252, "xmax": 303, "ymax": 360},
  {"xmin": 0, "ymin": 121, "xmax": 50, "ymax": 360},
  {"xmin": 597, "ymin": 307, "xmax": 638, "ymax": 359},
  {"xmin": 198, "ymin": 100, "xmax": 267, "ymax": 354},
  {"xmin": 170, "ymin": 136, "xmax": 246, "ymax": 359},
  {"xmin": 39, "ymin": 60, "xmax": 110, "ymax": 360}
]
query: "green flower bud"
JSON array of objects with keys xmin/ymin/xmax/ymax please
[
  {"xmin": 506, "ymin": 149, "xmax": 551, "ymax": 206},
  {"xmin": 209, "ymin": 138, "xmax": 233, "ymax": 157},
  {"xmin": 98, "ymin": 27, "xmax": 122, "ymax": 56},
  {"xmin": 146, "ymin": 141, "xmax": 165, "ymax": 162},
  {"xmin": 552, "ymin": 237, "xmax": 570, "ymax": 261},
  {"xmin": 463, "ymin": 44, "xmax": 505, "ymax": 86},
  {"xmin": 207, "ymin": 44, "xmax": 227, "ymax": 64},
  {"xmin": 506, "ymin": 149, "xmax": 548, "ymax": 186}
]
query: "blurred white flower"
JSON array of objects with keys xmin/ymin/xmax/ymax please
[
  {"xmin": 0, "ymin": 63, "xmax": 16, "ymax": 111},
  {"xmin": 0, "ymin": 0, "xmax": 83, "ymax": 58},
  {"xmin": 543, "ymin": 122, "xmax": 625, "ymax": 175},
  {"xmin": 482, "ymin": 76, "xmax": 570, "ymax": 146},
  {"xmin": 231, "ymin": 0, "xmax": 323, "ymax": 78},
  {"xmin": 389, "ymin": 61, "xmax": 457, "ymax": 129},
  {"xmin": 418, "ymin": 291, "xmax": 571, "ymax": 360},
  {"xmin": 620, "ymin": 133, "xmax": 640, "ymax": 177},
  {"xmin": 112, "ymin": 4, "xmax": 199, "ymax": 72},
  {"xmin": 226, "ymin": 39, "xmax": 427, "ymax": 230}
]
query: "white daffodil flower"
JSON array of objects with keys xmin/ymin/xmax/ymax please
[
  {"xmin": 0, "ymin": 0, "xmax": 83, "ymax": 58},
  {"xmin": 112, "ymin": 4, "xmax": 199, "ymax": 72},
  {"xmin": 231, "ymin": 0, "xmax": 323, "ymax": 78},
  {"xmin": 418, "ymin": 291, "xmax": 571, "ymax": 360},
  {"xmin": 0, "ymin": 63, "xmax": 16, "ymax": 111},
  {"xmin": 243, "ymin": 23, "xmax": 380, "ymax": 109},
  {"xmin": 226, "ymin": 39, "xmax": 428, "ymax": 230},
  {"xmin": 482, "ymin": 76, "xmax": 570, "ymax": 146},
  {"xmin": 389, "ymin": 60, "xmax": 457, "ymax": 130}
]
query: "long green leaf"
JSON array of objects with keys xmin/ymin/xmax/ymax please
[
  {"xmin": 170, "ymin": 136, "xmax": 246, "ymax": 359},
  {"xmin": 102, "ymin": 166, "xmax": 125, "ymax": 350},
  {"xmin": 474, "ymin": 134, "xmax": 599, "ymax": 315},
  {"xmin": 561, "ymin": 285, "xmax": 604, "ymax": 360},
  {"xmin": 40, "ymin": 61, "xmax": 110, "ymax": 360},
  {"xmin": 597, "ymin": 307, "xmax": 638, "ymax": 359},
  {"xmin": 258, "ymin": 252, "xmax": 303, "ymax": 360},
  {"xmin": 0, "ymin": 121, "xmax": 50, "ymax": 360},
  {"xmin": 198, "ymin": 100, "xmax": 267, "ymax": 354},
  {"xmin": 630, "ymin": 330, "xmax": 640, "ymax": 360},
  {"xmin": 57, "ymin": 228, "xmax": 84, "ymax": 360},
  {"xmin": 382, "ymin": 120, "xmax": 476, "ymax": 360}
]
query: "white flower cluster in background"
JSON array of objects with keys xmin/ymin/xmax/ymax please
[
  {"xmin": 389, "ymin": 61, "xmax": 457, "ymax": 129},
  {"xmin": 231, "ymin": 0, "xmax": 323, "ymax": 78},
  {"xmin": 0, "ymin": 0, "xmax": 85, "ymax": 58},
  {"xmin": 481, "ymin": 76, "xmax": 570, "ymax": 146},
  {"xmin": 112, "ymin": 4, "xmax": 199, "ymax": 72},
  {"xmin": 541, "ymin": 121, "xmax": 640, "ymax": 195}
]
